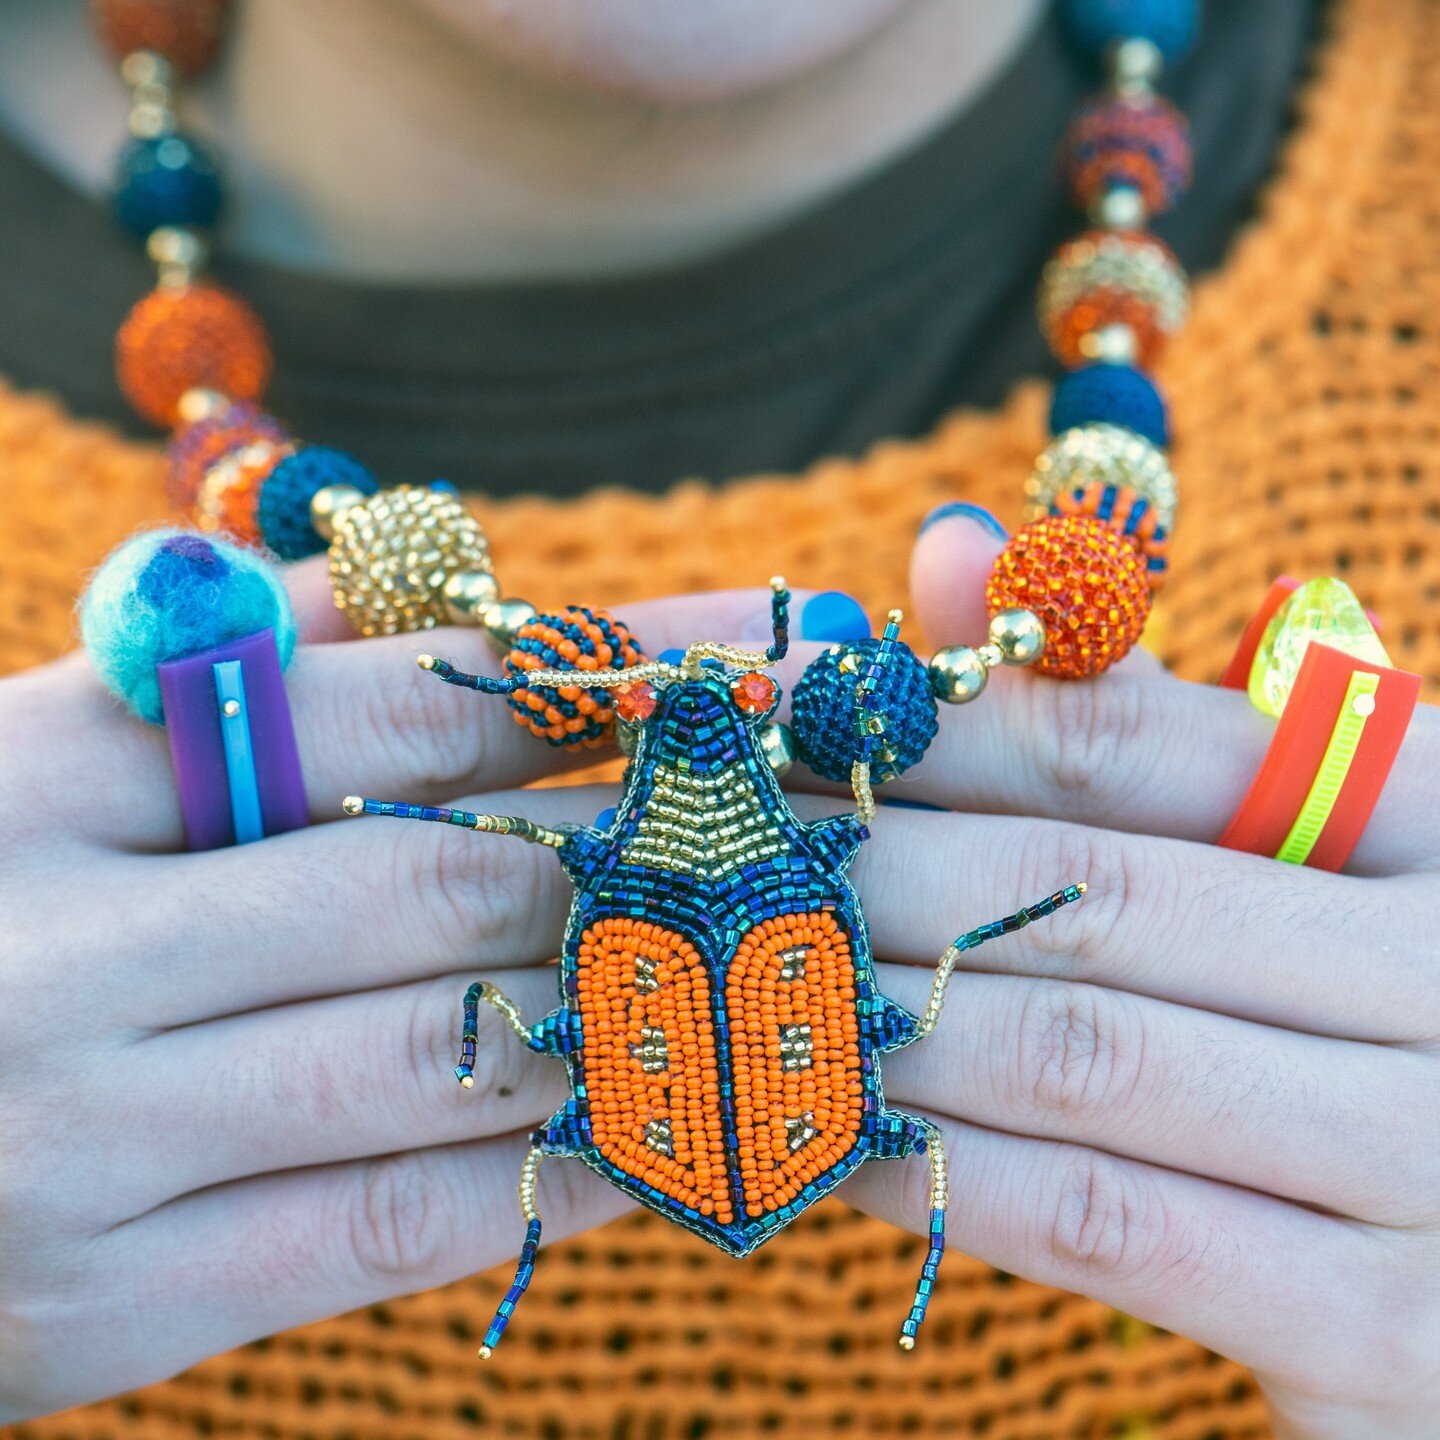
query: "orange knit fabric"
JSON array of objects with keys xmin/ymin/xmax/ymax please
[{"xmin": 3, "ymin": 0, "xmax": 1437, "ymax": 1435}]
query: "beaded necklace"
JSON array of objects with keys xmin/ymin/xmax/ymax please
[{"xmin": 90, "ymin": 0, "xmax": 1197, "ymax": 1355}]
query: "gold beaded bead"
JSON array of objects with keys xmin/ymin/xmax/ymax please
[{"xmin": 327, "ymin": 485, "xmax": 493, "ymax": 637}]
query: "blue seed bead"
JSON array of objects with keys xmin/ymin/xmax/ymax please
[
  {"xmin": 1049, "ymin": 363, "xmax": 1169, "ymax": 448},
  {"xmin": 1060, "ymin": 0, "xmax": 1199, "ymax": 64},
  {"xmin": 112, "ymin": 133, "xmax": 224, "ymax": 238},
  {"xmin": 255, "ymin": 447, "xmax": 378, "ymax": 560},
  {"xmin": 790, "ymin": 637, "xmax": 937, "ymax": 785}
]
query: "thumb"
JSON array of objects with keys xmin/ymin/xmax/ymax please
[{"xmin": 909, "ymin": 502, "xmax": 1009, "ymax": 651}]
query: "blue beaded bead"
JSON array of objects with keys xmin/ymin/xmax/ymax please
[
  {"xmin": 791, "ymin": 637, "xmax": 937, "ymax": 785},
  {"xmin": 255, "ymin": 447, "xmax": 378, "ymax": 560},
  {"xmin": 112, "ymin": 133, "xmax": 224, "ymax": 238},
  {"xmin": 1060, "ymin": 0, "xmax": 1199, "ymax": 64},
  {"xmin": 1049, "ymin": 363, "xmax": 1169, "ymax": 448}
]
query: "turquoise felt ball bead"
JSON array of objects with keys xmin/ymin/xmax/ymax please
[
  {"xmin": 790, "ymin": 637, "xmax": 938, "ymax": 785},
  {"xmin": 80, "ymin": 529, "xmax": 297, "ymax": 725}
]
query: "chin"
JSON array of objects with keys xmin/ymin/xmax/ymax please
[{"xmin": 411, "ymin": 0, "xmax": 915, "ymax": 102}]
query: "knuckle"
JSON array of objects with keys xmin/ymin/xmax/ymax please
[
  {"xmin": 345, "ymin": 1149, "xmax": 459, "ymax": 1288},
  {"xmin": 388, "ymin": 816, "xmax": 547, "ymax": 961},
  {"xmin": 1045, "ymin": 1148, "xmax": 1170, "ymax": 1279},
  {"xmin": 1016, "ymin": 980, "xmax": 1144, "ymax": 1123},
  {"xmin": 360, "ymin": 651, "xmax": 482, "ymax": 795},
  {"xmin": 1037, "ymin": 673, "xmax": 1157, "ymax": 811},
  {"xmin": 1016, "ymin": 822, "xmax": 1166, "ymax": 989}
]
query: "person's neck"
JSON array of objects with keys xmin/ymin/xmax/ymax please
[{"xmin": 0, "ymin": 0, "xmax": 1042, "ymax": 282}]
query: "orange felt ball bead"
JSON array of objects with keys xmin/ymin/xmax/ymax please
[
  {"xmin": 115, "ymin": 283, "xmax": 272, "ymax": 429},
  {"xmin": 986, "ymin": 513, "xmax": 1152, "ymax": 680}
]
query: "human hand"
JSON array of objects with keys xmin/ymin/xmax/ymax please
[
  {"xmin": 812, "ymin": 510, "xmax": 1440, "ymax": 1440},
  {"xmin": 0, "ymin": 570, "xmax": 791, "ymax": 1421}
]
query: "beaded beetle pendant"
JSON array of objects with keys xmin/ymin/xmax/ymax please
[{"xmin": 344, "ymin": 582, "xmax": 1083, "ymax": 1355}]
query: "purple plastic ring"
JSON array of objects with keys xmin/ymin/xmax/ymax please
[{"xmin": 157, "ymin": 628, "xmax": 308, "ymax": 851}]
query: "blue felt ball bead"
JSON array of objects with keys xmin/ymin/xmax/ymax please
[
  {"xmin": 1050, "ymin": 363, "xmax": 1170, "ymax": 448},
  {"xmin": 113, "ymin": 133, "xmax": 224, "ymax": 238},
  {"xmin": 1061, "ymin": 0, "xmax": 1199, "ymax": 64},
  {"xmin": 256, "ymin": 447, "xmax": 379, "ymax": 560},
  {"xmin": 80, "ymin": 529, "xmax": 297, "ymax": 725},
  {"xmin": 790, "ymin": 637, "xmax": 938, "ymax": 785}
]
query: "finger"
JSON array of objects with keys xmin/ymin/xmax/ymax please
[
  {"xmin": 282, "ymin": 554, "xmax": 353, "ymax": 644},
  {"xmin": 871, "ymin": 963, "xmax": 1433, "ymax": 1226},
  {"xmin": 103, "ymin": 1131, "xmax": 631, "ymax": 1399},
  {"xmin": 910, "ymin": 503, "xmax": 1006, "ymax": 647},
  {"xmin": 842, "ymin": 1114, "xmax": 1388, "ymax": 1392},
  {"xmin": 902, "ymin": 511, "xmax": 1432, "ymax": 871},
  {"xmin": 57, "ymin": 586, "xmax": 808, "ymax": 852},
  {"xmin": 117, "ymin": 967, "xmax": 566, "ymax": 1210},
  {"xmin": 841, "ymin": 802, "xmax": 1437, "ymax": 1043},
  {"xmin": 96, "ymin": 784, "xmax": 614, "ymax": 1026}
]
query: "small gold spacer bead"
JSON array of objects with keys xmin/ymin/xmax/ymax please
[
  {"xmin": 898, "ymin": 1335, "xmax": 916, "ymax": 1352},
  {"xmin": 1076, "ymin": 881, "xmax": 1088, "ymax": 894},
  {"xmin": 887, "ymin": 608, "xmax": 904, "ymax": 627},
  {"xmin": 417, "ymin": 654, "xmax": 435, "ymax": 670},
  {"xmin": 478, "ymin": 1345, "xmax": 494, "ymax": 1361},
  {"xmin": 177, "ymin": 387, "xmax": 230, "ymax": 424},
  {"xmin": 459, "ymin": 1075, "xmax": 475, "ymax": 1089},
  {"xmin": 341, "ymin": 795, "xmax": 364, "ymax": 816},
  {"xmin": 221, "ymin": 699, "xmax": 240, "ymax": 718}
]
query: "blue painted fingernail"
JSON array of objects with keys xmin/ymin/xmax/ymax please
[
  {"xmin": 595, "ymin": 806, "xmax": 617, "ymax": 828},
  {"xmin": 919, "ymin": 501, "xmax": 1008, "ymax": 542},
  {"xmin": 658, "ymin": 647, "xmax": 686, "ymax": 666},
  {"xmin": 801, "ymin": 591, "xmax": 871, "ymax": 643}
]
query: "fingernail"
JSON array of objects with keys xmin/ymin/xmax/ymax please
[
  {"xmin": 658, "ymin": 647, "xmax": 686, "ymax": 665},
  {"xmin": 919, "ymin": 501, "xmax": 1008, "ymax": 542},
  {"xmin": 801, "ymin": 591, "xmax": 872, "ymax": 643}
]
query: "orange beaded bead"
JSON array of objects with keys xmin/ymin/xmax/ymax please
[
  {"xmin": 986, "ymin": 513, "xmax": 1152, "ymax": 680},
  {"xmin": 1049, "ymin": 286, "xmax": 1167, "ymax": 368},
  {"xmin": 90, "ymin": 0, "xmax": 230, "ymax": 79},
  {"xmin": 115, "ymin": 282, "xmax": 272, "ymax": 428}
]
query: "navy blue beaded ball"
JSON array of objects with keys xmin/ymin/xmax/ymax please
[
  {"xmin": 1060, "ymin": 0, "xmax": 1198, "ymax": 64},
  {"xmin": 791, "ymin": 638, "xmax": 938, "ymax": 785},
  {"xmin": 113, "ymin": 133, "xmax": 224, "ymax": 238},
  {"xmin": 1049, "ymin": 363, "xmax": 1169, "ymax": 448},
  {"xmin": 256, "ymin": 447, "xmax": 378, "ymax": 560}
]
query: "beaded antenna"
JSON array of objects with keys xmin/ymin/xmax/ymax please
[{"xmin": 344, "ymin": 580, "xmax": 1084, "ymax": 1355}]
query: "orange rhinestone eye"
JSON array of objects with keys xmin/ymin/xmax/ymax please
[
  {"xmin": 732, "ymin": 672, "xmax": 777, "ymax": 714},
  {"xmin": 613, "ymin": 681, "xmax": 658, "ymax": 723},
  {"xmin": 115, "ymin": 282, "xmax": 272, "ymax": 428}
]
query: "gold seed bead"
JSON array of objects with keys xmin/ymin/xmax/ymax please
[
  {"xmin": 417, "ymin": 654, "xmax": 435, "ymax": 671},
  {"xmin": 1088, "ymin": 185, "xmax": 1148, "ymax": 231},
  {"xmin": 147, "ymin": 226, "xmax": 208, "ymax": 282},
  {"xmin": 976, "ymin": 641, "xmax": 1005, "ymax": 670},
  {"xmin": 759, "ymin": 721, "xmax": 796, "ymax": 777},
  {"xmin": 481, "ymin": 596, "xmax": 540, "ymax": 652},
  {"xmin": 988, "ymin": 608, "xmax": 1047, "ymax": 666},
  {"xmin": 929, "ymin": 645, "xmax": 988, "ymax": 704},
  {"xmin": 177, "ymin": 386, "xmax": 230, "ymax": 424},
  {"xmin": 341, "ymin": 795, "xmax": 364, "ymax": 816},
  {"xmin": 221, "ymin": 698, "xmax": 240, "ymax": 718},
  {"xmin": 1108, "ymin": 37, "xmax": 1163, "ymax": 94},
  {"xmin": 120, "ymin": 49, "xmax": 174, "ymax": 89},
  {"xmin": 441, "ymin": 569, "xmax": 501, "ymax": 626}
]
